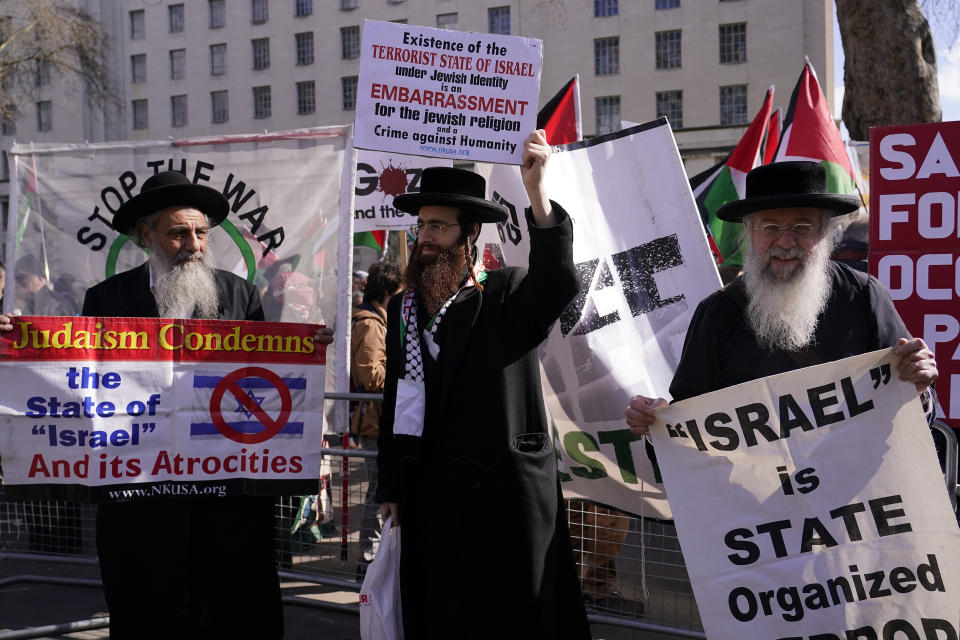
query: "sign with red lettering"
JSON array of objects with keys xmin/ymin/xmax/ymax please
[
  {"xmin": 353, "ymin": 19, "xmax": 542, "ymax": 165},
  {"xmin": 353, "ymin": 149, "xmax": 451, "ymax": 233},
  {"xmin": 870, "ymin": 121, "xmax": 960, "ymax": 430},
  {"xmin": 0, "ymin": 316, "xmax": 327, "ymax": 503}
]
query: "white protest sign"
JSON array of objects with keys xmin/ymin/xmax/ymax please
[
  {"xmin": 354, "ymin": 19, "xmax": 541, "ymax": 164},
  {"xmin": 0, "ymin": 316, "xmax": 327, "ymax": 502},
  {"xmin": 353, "ymin": 150, "xmax": 451, "ymax": 233},
  {"xmin": 650, "ymin": 348, "xmax": 960, "ymax": 639},
  {"xmin": 487, "ymin": 120, "xmax": 722, "ymax": 518}
]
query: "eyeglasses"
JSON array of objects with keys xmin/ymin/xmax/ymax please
[
  {"xmin": 752, "ymin": 223, "xmax": 817, "ymax": 237},
  {"xmin": 410, "ymin": 221, "xmax": 459, "ymax": 237}
]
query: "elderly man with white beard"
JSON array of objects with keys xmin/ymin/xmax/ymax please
[
  {"xmin": 1, "ymin": 170, "xmax": 333, "ymax": 640},
  {"xmin": 625, "ymin": 161, "xmax": 938, "ymax": 454}
]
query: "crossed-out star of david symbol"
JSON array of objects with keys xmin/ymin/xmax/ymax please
[{"xmin": 235, "ymin": 390, "xmax": 266, "ymax": 419}]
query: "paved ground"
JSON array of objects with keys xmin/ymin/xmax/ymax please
[{"xmin": 0, "ymin": 558, "xmax": 683, "ymax": 640}]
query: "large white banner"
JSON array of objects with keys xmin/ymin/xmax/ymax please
[
  {"xmin": 354, "ymin": 19, "xmax": 541, "ymax": 164},
  {"xmin": 650, "ymin": 349, "xmax": 960, "ymax": 638},
  {"xmin": 0, "ymin": 316, "xmax": 326, "ymax": 503},
  {"xmin": 353, "ymin": 149, "xmax": 451, "ymax": 233},
  {"xmin": 4, "ymin": 127, "xmax": 356, "ymax": 431},
  {"xmin": 487, "ymin": 120, "xmax": 722, "ymax": 518}
]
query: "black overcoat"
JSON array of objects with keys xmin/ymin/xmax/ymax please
[
  {"xmin": 81, "ymin": 263, "xmax": 282, "ymax": 640},
  {"xmin": 377, "ymin": 204, "xmax": 592, "ymax": 639}
]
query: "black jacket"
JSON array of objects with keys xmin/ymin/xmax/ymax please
[{"xmin": 377, "ymin": 204, "xmax": 591, "ymax": 639}]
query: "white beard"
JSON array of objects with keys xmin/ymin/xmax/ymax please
[
  {"xmin": 742, "ymin": 236, "xmax": 834, "ymax": 352},
  {"xmin": 149, "ymin": 245, "xmax": 220, "ymax": 319}
]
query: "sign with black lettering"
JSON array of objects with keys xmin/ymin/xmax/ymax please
[
  {"xmin": 870, "ymin": 121, "xmax": 959, "ymax": 431},
  {"xmin": 353, "ymin": 19, "xmax": 541, "ymax": 164},
  {"xmin": 353, "ymin": 150, "xmax": 451, "ymax": 233},
  {"xmin": 649, "ymin": 348, "xmax": 960, "ymax": 638},
  {"xmin": 485, "ymin": 120, "xmax": 722, "ymax": 518}
]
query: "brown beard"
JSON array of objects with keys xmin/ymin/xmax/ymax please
[{"xmin": 405, "ymin": 240, "xmax": 470, "ymax": 316}]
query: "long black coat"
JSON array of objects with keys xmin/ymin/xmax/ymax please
[
  {"xmin": 82, "ymin": 263, "xmax": 282, "ymax": 640},
  {"xmin": 377, "ymin": 205, "xmax": 591, "ymax": 639}
]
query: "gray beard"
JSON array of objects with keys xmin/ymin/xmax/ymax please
[
  {"xmin": 149, "ymin": 245, "xmax": 220, "ymax": 319},
  {"xmin": 741, "ymin": 237, "xmax": 833, "ymax": 353}
]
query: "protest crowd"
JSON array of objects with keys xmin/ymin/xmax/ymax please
[{"xmin": 1, "ymin": 16, "xmax": 958, "ymax": 640}]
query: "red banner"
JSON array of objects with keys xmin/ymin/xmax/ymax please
[
  {"xmin": 1, "ymin": 316, "xmax": 326, "ymax": 365},
  {"xmin": 869, "ymin": 121, "xmax": 960, "ymax": 430}
]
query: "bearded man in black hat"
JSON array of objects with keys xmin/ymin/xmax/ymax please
[
  {"xmin": 2, "ymin": 170, "xmax": 333, "ymax": 639},
  {"xmin": 625, "ymin": 161, "xmax": 937, "ymax": 437},
  {"xmin": 374, "ymin": 131, "xmax": 591, "ymax": 639}
]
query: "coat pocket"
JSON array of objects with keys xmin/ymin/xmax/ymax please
[{"xmin": 511, "ymin": 432, "xmax": 548, "ymax": 455}]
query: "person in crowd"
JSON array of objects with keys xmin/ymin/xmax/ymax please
[
  {"xmin": 568, "ymin": 500, "xmax": 637, "ymax": 614},
  {"xmin": 376, "ymin": 131, "xmax": 591, "ymax": 639},
  {"xmin": 14, "ymin": 254, "xmax": 76, "ymax": 316},
  {"xmin": 625, "ymin": 161, "xmax": 937, "ymax": 447},
  {"xmin": 352, "ymin": 269, "xmax": 368, "ymax": 307},
  {"xmin": 350, "ymin": 260, "xmax": 402, "ymax": 575},
  {"xmin": 2, "ymin": 170, "xmax": 334, "ymax": 640}
]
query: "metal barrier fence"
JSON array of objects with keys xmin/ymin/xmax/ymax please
[{"xmin": 3, "ymin": 410, "xmax": 959, "ymax": 639}]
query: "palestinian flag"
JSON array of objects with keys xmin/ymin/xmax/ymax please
[
  {"xmin": 353, "ymin": 230, "xmax": 386, "ymax": 252},
  {"xmin": 537, "ymin": 76, "xmax": 581, "ymax": 145},
  {"xmin": 690, "ymin": 86, "xmax": 775, "ymax": 266},
  {"xmin": 772, "ymin": 58, "xmax": 858, "ymax": 196},
  {"xmin": 763, "ymin": 108, "xmax": 782, "ymax": 165}
]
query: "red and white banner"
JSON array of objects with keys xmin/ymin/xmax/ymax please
[
  {"xmin": 869, "ymin": 121, "xmax": 960, "ymax": 429},
  {"xmin": 0, "ymin": 316, "xmax": 326, "ymax": 502}
]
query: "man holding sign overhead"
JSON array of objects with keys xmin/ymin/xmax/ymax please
[{"xmin": 375, "ymin": 131, "xmax": 590, "ymax": 638}]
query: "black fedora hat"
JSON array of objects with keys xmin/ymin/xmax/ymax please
[
  {"xmin": 393, "ymin": 167, "xmax": 508, "ymax": 224},
  {"xmin": 112, "ymin": 171, "xmax": 230, "ymax": 235},
  {"xmin": 717, "ymin": 161, "xmax": 860, "ymax": 222}
]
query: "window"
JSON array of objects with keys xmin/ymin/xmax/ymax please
[
  {"xmin": 595, "ymin": 0, "xmax": 618, "ymax": 16},
  {"xmin": 595, "ymin": 96, "xmax": 620, "ymax": 135},
  {"xmin": 132, "ymin": 99, "xmax": 148, "ymax": 130},
  {"xmin": 295, "ymin": 32, "xmax": 314, "ymax": 65},
  {"xmin": 341, "ymin": 26, "xmax": 360, "ymax": 59},
  {"xmin": 170, "ymin": 49, "xmax": 186, "ymax": 80},
  {"xmin": 169, "ymin": 4, "xmax": 184, "ymax": 33},
  {"xmin": 655, "ymin": 30, "xmax": 681, "ymax": 69},
  {"xmin": 297, "ymin": 80, "xmax": 315, "ymax": 114},
  {"xmin": 655, "ymin": 0, "xmax": 680, "ymax": 8},
  {"xmin": 488, "ymin": 6, "xmax": 510, "ymax": 34},
  {"xmin": 2, "ymin": 110, "xmax": 16, "ymax": 136},
  {"xmin": 252, "ymin": 0, "xmax": 269, "ymax": 23},
  {"xmin": 210, "ymin": 43, "xmax": 227, "ymax": 75},
  {"xmin": 171, "ymin": 95, "xmax": 188, "ymax": 127},
  {"xmin": 340, "ymin": 0, "xmax": 357, "ymax": 9},
  {"xmin": 719, "ymin": 23, "xmax": 746, "ymax": 64},
  {"xmin": 656, "ymin": 90, "xmax": 683, "ymax": 129},
  {"xmin": 295, "ymin": 0, "xmax": 312, "ymax": 17},
  {"xmin": 252, "ymin": 38, "xmax": 270, "ymax": 70},
  {"xmin": 594, "ymin": 37, "xmax": 619, "ymax": 75},
  {"xmin": 35, "ymin": 59, "xmax": 51, "ymax": 86},
  {"xmin": 131, "ymin": 54, "xmax": 146, "ymax": 84},
  {"xmin": 129, "ymin": 10, "xmax": 144, "ymax": 39},
  {"xmin": 342, "ymin": 76, "xmax": 358, "ymax": 110},
  {"xmin": 437, "ymin": 13, "xmax": 458, "ymax": 29},
  {"xmin": 36, "ymin": 101, "xmax": 52, "ymax": 132},
  {"xmin": 211, "ymin": 90, "xmax": 229, "ymax": 123},
  {"xmin": 720, "ymin": 84, "xmax": 748, "ymax": 125},
  {"xmin": 253, "ymin": 86, "xmax": 271, "ymax": 119},
  {"xmin": 210, "ymin": 0, "xmax": 226, "ymax": 28}
]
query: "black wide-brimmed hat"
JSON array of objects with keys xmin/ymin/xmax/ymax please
[
  {"xmin": 112, "ymin": 171, "xmax": 230, "ymax": 235},
  {"xmin": 393, "ymin": 167, "xmax": 508, "ymax": 224},
  {"xmin": 717, "ymin": 161, "xmax": 861, "ymax": 222}
]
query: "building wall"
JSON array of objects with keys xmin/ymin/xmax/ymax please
[{"xmin": 1, "ymin": 0, "xmax": 835, "ymax": 234}]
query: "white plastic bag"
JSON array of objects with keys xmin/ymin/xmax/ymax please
[{"xmin": 359, "ymin": 515, "xmax": 403, "ymax": 640}]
